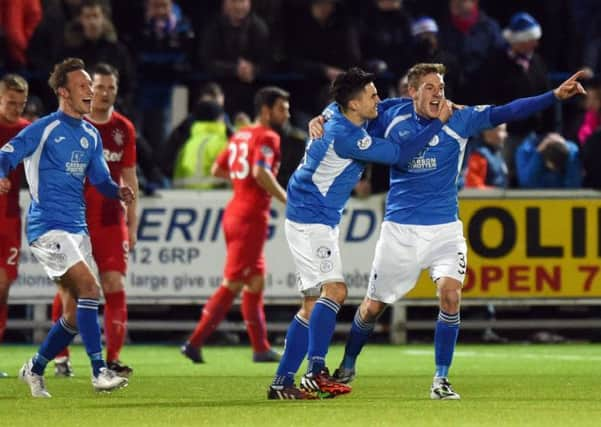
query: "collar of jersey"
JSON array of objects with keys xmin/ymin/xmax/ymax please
[
  {"xmin": 413, "ymin": 109, "xmax": 435, "ymax": 127},
  {"xmin": 57, "ymin": 110, "xmax": 83, "ymax": 128}
]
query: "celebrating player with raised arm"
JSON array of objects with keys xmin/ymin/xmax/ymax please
[
  {"xmin": 181, "ymin": 86, "xmax": 289, "ymax": 364},
  {"xmin": 51, "ymin": 63, "xmax": 138, "ymax": 378},
  {"xmin": 0, "ymin": 58, "xmax": 134, "ymax": 398},
  {"xmin": 325, "ymin": 64, "xmax": 586, "ymax": 400},
  {"xmin": 267, "ymin": 67, "xmax": 451, "ymax": 400},
  {"xmin": 0, "ymin": 74, "xmax": 30, "ymax": 378}
]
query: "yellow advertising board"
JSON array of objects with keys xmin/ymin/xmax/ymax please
[{"xmin": 406, "ymin": 195, "xmax": 601, "ymax": 299}]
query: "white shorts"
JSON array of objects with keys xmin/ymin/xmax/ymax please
[
  {"xmin": 367, "ymin": 220, "xmax": 467, "ymax": 304},
  {"xmin": 285, "ymin": 219, "xmax": 344, "ymax": 295},
  {"xmin": 30, "ymin": 230, "xmax": 93, "ymax": 281}
]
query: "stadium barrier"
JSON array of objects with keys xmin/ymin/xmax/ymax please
[{"xmin": 8, "ymin": 189, "xmax": 601, "ymax": 343}]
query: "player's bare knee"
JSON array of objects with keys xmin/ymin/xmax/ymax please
[
  {"xmin": 244, "ymin": 275, "xmax": 265, "ymax": 293},
  {"xmin": 224, "ymin": 280, "xmax": 244, "ymax": 295},
  {"xmin": 360, "ymin": 298, "xmax": 386, "ymax": 322},
  {"xmin": 321, "ymin": 282, "xmax": 347, "ymax": 304},
  {"xmin": 299, "ymin": 296, "xmax": 317, "ymax": 319}
]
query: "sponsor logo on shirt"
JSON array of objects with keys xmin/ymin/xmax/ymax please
[
  {"xmin": 80, "ymin": 137, "xmax": 89, "ymax": 149},
  {"xmin": 65, "ymin": 151, "xmax": 87, "ymax": 175},
  {"xmin": 409, "ymin": 148, "xmax": 437, "ymax": 171},
  {"xmin": 1, "ymin": 143, "xmax": 14, "ymax": 152},
  {"xmin": 103, "ymin": 149, "xmax": 124, "ymax": 162},
  {"xmin": 357, "ymin": 136, "xmax": 372, "ymax": 150}
]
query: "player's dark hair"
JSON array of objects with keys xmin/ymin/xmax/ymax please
[
  {"xmin": 254, "ymin": 86, "xmax": 290, "ymax": 116},
  {"xmin": 91, "ymin": 62, "xmax": 119, "ymax": 83},
  {"xmin": 330, "ymin": 67, "xmax": 375, "ymax": 111},
  {"xmin": 48, "ymin": 57, "xmax": 86, "ymax": 95},
  {"xmin": 198, "ymin": 82, "xmax": 224, "ymax": 101},
  {"xmin": 80, "ymin": 0, "xmax": 111, "ymax": 16},
  {"xmin": 0, "ymin": 73, "xmax": 28, "ymax": 95},
  {"xmin": 406, "ymin": 63, "xmax": 446, "ymax": 90}
]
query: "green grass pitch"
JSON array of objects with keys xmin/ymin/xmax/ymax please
[{"xmin": 1, "ymin": 344, "xmax": 600, "ymax": 427}]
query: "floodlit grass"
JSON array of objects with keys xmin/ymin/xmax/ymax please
[{"xmin": 1, "ymin": 344, "xmax": 600, "ymax": 427}]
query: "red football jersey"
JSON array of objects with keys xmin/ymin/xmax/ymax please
[
  {"xmin": 0, "ymin": 118, "xmax": 29, "ymax": 218},
  {"xmin": 84, "ymin": 111, "xmax": 136, "ymax": 226},
  {"xmin": 216, "ymin": 124, "xmax": 281, "ymax": 217}
]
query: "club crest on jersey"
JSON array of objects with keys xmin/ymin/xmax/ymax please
[
  {"xmin": 80, "ymin": 137, "xmax": 89, "ymax": 149},
  {"xmin": 112, "ymin": 128, "xmax": 125, "ymax": 146},
  {"xmin": 1, "ymin": 142, "xmax": 14, "ymax": 153},
  {"xmin": 316, "ymin": 246, "xmax": 332, "ymax": 259},
  {"xmin": 428, "ymin": 135, "xmax": 440, "ymax": 146},
  {"xmin": 357, "ymin": 136, "xmax": 372, "ymax": 150}
]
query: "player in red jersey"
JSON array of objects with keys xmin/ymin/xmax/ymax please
[
  {"xmin": 51, "ymin": 63, "xmax": 138, "ymax": 378},
  {"xmin": 0, "ymin": 74, "xmax": 30, "ymax": 378},
  {"xmin": 181, "ymin": 86, "xmax": 289, "ymax": 363}
]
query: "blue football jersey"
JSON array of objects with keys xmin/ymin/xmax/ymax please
[
  {"xmin": 383, "ymin": 105, "xmax": 493, "ymax": 225},
  {"xmin": 286, "ymin": 102, "xmax": 410, "ymax": 227},
  {"xmin": 0, "ymin": 111, "xmax": 112, "ymax": 242}
]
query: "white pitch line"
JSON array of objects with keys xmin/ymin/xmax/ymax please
[{"xmin": 401, "ymin": 349, "xmax": 601, "ymax": 361}]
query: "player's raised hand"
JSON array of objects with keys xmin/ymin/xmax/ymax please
[
  {"xmin": 554, "ymin": 70, "xmax": 587, "ymax": 100},
  {"xmin": 0, "ymin": 177, "xmax": 10, "ymax": 194},
  {"xmin": 438, "ymin": 99, "xmax": 453, "ymax": 123},
  {"xmin": 308, "ymin": 115, "xmax": 325, "ymax": 139},
  {"xmin": 118, "ymin": 185, "xmax": 135, "ymax": 204}
]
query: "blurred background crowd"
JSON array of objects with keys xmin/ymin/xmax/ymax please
[{"xmin": 2, "ymin": 0, "xmax": 601, "ymax": 195}]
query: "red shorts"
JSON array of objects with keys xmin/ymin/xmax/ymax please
[
  {"xmin": 0, "ymin": 219, "xmax": 21, "ymax": 281},
  {"xmin": 222, "ymin": 213, "xmax": 268, "ymax": 282},
  {"xmin": 88, "ymin": 222, "xmax": 129, "ymax": 275}
]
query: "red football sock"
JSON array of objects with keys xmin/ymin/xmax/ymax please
[
  {"xmin": 241, "ymin": 290, "xmax": 270, "ymax": 353},
  {"xmin": 0, "ymin": 303, "xmax": 7, "ymax": 342},
  {"xmin": 188, "ymin": 286, "xmax": 235, "ymax": 348},
  {"xmin": 51, "ymin": 292, "xmax": 70, "ymax": 359},
  {"xmin": 104, "ymin": 290, "xmax": 127, "ymax": 362}
]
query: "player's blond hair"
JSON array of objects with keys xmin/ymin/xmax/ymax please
[
  {"xmin": 0, "ymin": 74, "xmax": 28, "ymax": 96},
  {"xmin": 406, "ymin": 63, "xmax": 446, "ymax": 90}
]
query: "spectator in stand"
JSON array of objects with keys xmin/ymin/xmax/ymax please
[
  {"xmin": 479, "ymin": 12, "xmax": 553, "ymax": 187},
  {"xmin": 437, "ymin": 0, "xmax": 504, "ymax": 104},
  {"xmin": 0, "ymin": 0, "xmax": 42, "ymax": 70},
  {"xmin": 128, "ymin": 0, "xmax": 194, "ymax": 154},
  {"xmin": 411, "ymin": 16, "xmax": 462, "ymax": 100},
  {"xmin": 358, "ymin": 0, "xmax": 413, "ymax": 81},
  {"xmin": 515, "ymin": 132, "xmax": 582, "ymax": 188},
  {"xmin": 464, "ymin": 124, "xmax": 509, "ymax": 189},
  {"xmin": 581, "ymin": 128, "xmax": 601, "ymax": 189},
  {"xmin": 577, "ymin": 81, "xmax": 601, "ymax": 145},
  {"xmin": 199, "ymin": 0, "xmax": 271, "ymax": 117},
  {"xmin": 62, "ymin": 0, "xmax": 136, "ymax": 114},
  {"xmin": 284, "ymin": 0, "xmax": 361, "ymax": 123}
]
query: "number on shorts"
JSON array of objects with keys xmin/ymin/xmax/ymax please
[
  {"xmin": 457, "ymin": 252, "xmax": 466, "ymax": 275},
  {"xmin": 228, "ymin": 142, "xmax": 249, "ymax": 180},
  {"xmin": 7, "ymin": 247, "xmax": 18, "ymax": 265}
]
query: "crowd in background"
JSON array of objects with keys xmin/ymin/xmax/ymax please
[{"xmin": 1, "ymin": 0, "xmax": 601, "ymax": 194}]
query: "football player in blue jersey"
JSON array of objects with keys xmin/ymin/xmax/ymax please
[
  {"xmin": 325, "ymin": 63, "xmax": 586, "ymax": 400},
  {"xmin": 267, "ymin": 67, "xmax": 454, "ymax": 400},
  {"xmin": 0, "ymin": 58, "xmax": 134, "ymax": 398}
]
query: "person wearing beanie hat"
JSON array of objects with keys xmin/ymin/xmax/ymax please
[{"xmin": 502, "ymin": 12, "xmax": 541, "ymax": 44}]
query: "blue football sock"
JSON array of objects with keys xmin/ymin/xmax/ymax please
[
  {"xmin": 307, "ymin": 297, "xmax": 341, "ymax": 375},
  {"xmin": 77, "ymin": 298, "xmax": 106, "ymax": 376},
  {"xmin": 272, "ymin": 314, "xmax": 309, "ymax": 387},
  {"xmin": 434, "ymin": 310, "xmax": 460, "ymax": 379},
  {"xmin": 31, "ymin": 317, "xmax": 78, "ymax": 375},
  {"xmin": 341, "ymin": 308, "xmax": 376, "ymax": 370}
]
